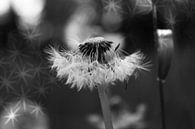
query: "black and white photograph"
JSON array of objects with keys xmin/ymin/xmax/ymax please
[{"xmin": 0, "ymin": 0, "xmax": 195, "ymax": 129}]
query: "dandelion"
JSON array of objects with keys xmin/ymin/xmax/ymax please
[
  {"xmin": 157, "ymin": 29, "xmax": 174, "ymax": 81},
  {"xmin": 47, "ymin": 37, "xmax": 146, "ymax": 90},
  {"xmin": 157, "ymin": 29, "xmax": 174, "ymax": 129},
  {"xmin": 46, "ymin": 37, "xmax": 147, "ymax": 129}
]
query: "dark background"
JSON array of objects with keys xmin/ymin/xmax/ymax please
[{"xmin": 0, "ymin": 0, "xmax": 195, "ymax": 129}]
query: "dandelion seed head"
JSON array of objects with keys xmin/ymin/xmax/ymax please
[
  {"xmin": 79, "ymin": 37, "xmax": 113, "ymax": 63},
  {"xmin": 47, "ymin": 37, "xmax": 147, "ymax": 90}
]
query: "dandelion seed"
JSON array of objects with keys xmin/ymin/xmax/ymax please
[{"xmin": 47, "ymin": 37, "xmax": 147, "ymax": 90}]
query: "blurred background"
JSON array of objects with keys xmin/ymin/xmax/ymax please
[{"xmin": 0, "ymin": 0, "xmax": 195, "ymax": 129}]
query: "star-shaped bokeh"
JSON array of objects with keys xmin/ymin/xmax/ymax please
[
  {"xmin": 29, "ymin": 102, "xmax": 44, "ymax": 117},
  {"xmin": 33, "ymin": 82, "xmax": 50, "ymax": 98},
  {"xmin": 3, "ymin": 106, "xmax": 21, "ymax": 126},
  {"xmin": 103, "ymin": 0, "xmax": 123, "ymax": 13},
  {"xmin": 32, "ymin": 63, "xmax": 47, "ymax": 79},
  {"xmin": 14, "ymin": 64, "xmax": 33, "ymax": 85},
  {"xmin": 0, "ymin": 72, "xmax": 16, "ymax": 93},
  {"xmin": 7, "ymin": 44, "xmax": 30, "ymax": 63},
  {"xmin": 21, "ymin": 27, "xmax": 42, "ymax": 42}
]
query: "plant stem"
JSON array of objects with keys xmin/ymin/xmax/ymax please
[
  {"xmin": 153, "ymin": 1, "xmax": 167, "ymax": 128},
  {"xmin": 98, "ymin": 85, "xmax": 113, "ymax": 129},
  {"xmin": 158, "ymin": 79, "xmax": 166, "ymax": 129},
  {"xmin": 152, "ymin": 0, "xmax": 158, "ymax": 48}
]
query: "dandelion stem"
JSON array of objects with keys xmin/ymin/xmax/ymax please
[
  {"xmin": 158, "ymin": 79, "xmax": 166, "ymax": 129},
  {"xmin": 153, "ymin": 1, "xmax": 167, "ymax": 128},
  {"xmin": 97, "ymin": 85, "xmax": 113, "ymax": 129}
]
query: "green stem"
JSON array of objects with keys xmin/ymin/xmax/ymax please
[{"xmin": 98, "ymin": 85, "xmax": 113, "ymax": 129}]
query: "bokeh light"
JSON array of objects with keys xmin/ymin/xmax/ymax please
[
  {"xmin": 101, "ymin": 11, "xmax": 123, "ymax": 32},
  {"xmin": 0, "ymin": 0, "xmax": 11, "ymax": 23},
  {"xmin": 133, "ymin": 0, "xmax": 152, "ymax": 15},
  {"xmin": 0, "ymin": 0, "xmax": 11, "ymax": 16},
  {"xmin": 11, "ymin": 0, "xmax": 45, "ymax": 28},
  {"xmin": 64, "ymin": 5, "xmax": 100, "ymax": 49},
  {"xmin": 0, "ymin": 99, "xmax": 49, "ymax": 129}
]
